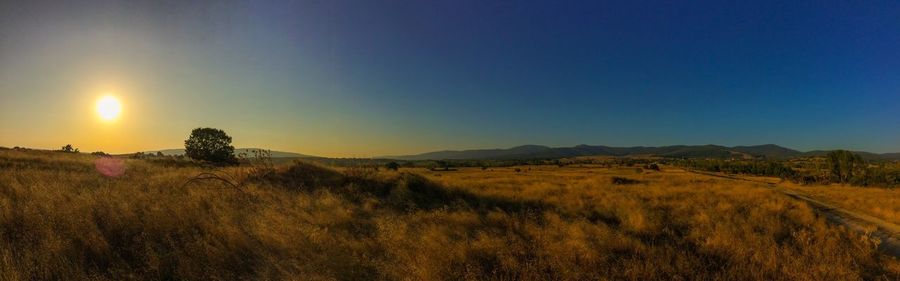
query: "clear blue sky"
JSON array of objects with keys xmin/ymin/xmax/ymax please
[{"xmin": 1, "ymin": 0, "xmax": 898, "ymax": 156}]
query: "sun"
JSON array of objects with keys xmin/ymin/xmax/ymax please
[{"xmin": 96, "ymin": 95, "xmax": 122, "ymax": 121}]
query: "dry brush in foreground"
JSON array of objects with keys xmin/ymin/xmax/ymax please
[{"xmin": 0, "ymin": 150, "xmax": 898, "ymax": 280}]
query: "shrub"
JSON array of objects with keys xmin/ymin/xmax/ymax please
[{"xmin": 611, "ymin": 176, "xmax": 643, "ymax": 185}]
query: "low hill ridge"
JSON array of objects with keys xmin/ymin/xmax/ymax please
[{"xmin": 385, "ymin": 144, "xmax": 900, "ymax": 161}]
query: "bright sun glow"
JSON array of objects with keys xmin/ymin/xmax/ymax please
[{"xmin": 96, "ymin": 95, "xmax": 122, "ymax": 121}]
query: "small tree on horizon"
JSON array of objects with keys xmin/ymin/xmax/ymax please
[
  {"xmin": 184, "ymin": 127, "xmax": 237, "ymax": 165},
  {"xmin": 60, "ymin": 144, "xmax": 79, "ymax": 153}
]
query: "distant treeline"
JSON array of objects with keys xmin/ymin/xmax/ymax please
[
  {"xmin": 677, "ymin": 150, "xmax": 900, "ymax": 188},
  {"xmin": 675, "ymin": 159, "xmax": 797, "ymax": 179},
  {"xmin": 305, "ymin": 157, "xmax": 666, "ymax": 171},
  {"xmin": 388, "ymin": 157, "xmax": 663, "ymax": 170}
]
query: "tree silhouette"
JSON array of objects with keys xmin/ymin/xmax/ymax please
[
  {"xmin": 184, "ymin": 128, "xmax": 236, "ymax": 164},
  {"xmin": 60, "ymin": 144, "xmax": 79, "ymax": 153}
]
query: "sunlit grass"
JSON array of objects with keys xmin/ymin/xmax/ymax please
[
  {"xmin": 0, "ymin": 149, "xmax": 897, "ymax": 280},
  {"xmin": 780, "ymin": 183, "xmax": 900, "ymax": 225}
]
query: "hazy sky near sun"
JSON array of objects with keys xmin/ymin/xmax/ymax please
[{"xmin": 1, "ymin": 0, "xmax": 899, "ymax": 157}]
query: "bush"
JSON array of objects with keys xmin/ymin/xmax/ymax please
[{"xmin": 611, "ymin": 176, "xmax": 643, "ymax": 185}]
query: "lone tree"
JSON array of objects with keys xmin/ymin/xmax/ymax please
[{"xmin": 184, "ymin": 127, "xmax": 236, "ymax": 164}]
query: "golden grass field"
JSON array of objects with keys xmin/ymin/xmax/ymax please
[
  {"xmin": 1, "ymin": 149, "xmax": 899, "ymax": 280},
  {"xmin": 778, "ymin": 183, "xmax": 900, "ymax": 226}
]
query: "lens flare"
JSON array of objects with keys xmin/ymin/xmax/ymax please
[{"xmin": 94, "ymin": 157, "xmax": 125, "ymax": 177}]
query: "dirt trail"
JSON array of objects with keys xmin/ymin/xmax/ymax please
[{"xmin": 683, "ymin": 169, "xmax": 900, "ymax": 258}]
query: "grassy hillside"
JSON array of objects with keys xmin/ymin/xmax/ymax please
[{"xmin": 0, "ymin": 149, "xmax": 898, "ymax": 280}]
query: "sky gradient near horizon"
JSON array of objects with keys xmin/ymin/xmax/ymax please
[{"xmin": 1, "ymin": 0, "xmax": 899, "ymax": 157}]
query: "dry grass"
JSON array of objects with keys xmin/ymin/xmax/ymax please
[
  {"xmin": 0, "ymin": 150, "xmax": 898, "ymax": 280},
  {"xmin": 779, "ymin": 183, "xmax": 900, "ymax": 226}
]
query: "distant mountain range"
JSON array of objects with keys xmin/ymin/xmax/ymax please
[
  {"xmin": 383, "ymin": 144, "xmax": 900, "ymax": 161},
  {"xmin": 144, "ymin": 148, "xmax": 312, "ymax": 158}
]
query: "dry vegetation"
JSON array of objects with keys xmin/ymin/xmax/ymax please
[
  {"xmin": 1, "ymin": 149, "xmax": 898, "ymax": 280},
  {"xmin": 779, "ymin": 183, "xmax": 900, "ymax": 226}
]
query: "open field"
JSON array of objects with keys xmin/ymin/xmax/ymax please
[
  {"xmin": 679, "ymin": 169, "xmax": 900, "ymax": 252},
  {"xmin": 778, "ymin": 184, "xmax": 900, "ymax": 226},
  {"xmin": 1, "ymin": 149, "xmax": 899, "ymax": 280}
]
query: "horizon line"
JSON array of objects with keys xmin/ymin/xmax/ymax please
[{"xmin": 5, "ymin": 143, "xmax": 900, "ymax": 158}]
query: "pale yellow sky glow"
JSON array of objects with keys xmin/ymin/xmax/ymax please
[
  {"xmin": 0, "ymin": 1, "xmax": 535, "ymax": 158},
  {"xmin": 0, "ymin": 82, "xmax": 454, "ymax": 157}
]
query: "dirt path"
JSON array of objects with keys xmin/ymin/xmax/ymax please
[{"xmin": 683, "ymin": 169, "xmax": 900, "ymax": 258}]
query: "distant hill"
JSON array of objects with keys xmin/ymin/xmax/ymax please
[
  {"xmin": 731, "ymin": 144, "xmax": 801, "ymax": 159},
  {"xmin": 882, "ymin": 153, "xmax": 900, "ymax": 160},
  {"xmin": 797, "ymin": 150, "xmax": 895, "ymax": 161},
  {"xmin": 144, "ymin": 148, "xmax": 312, "ymax": 158},
  {"xmin": 384, "ymin": 144, "xmax": 900, "ymax": 161}
]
